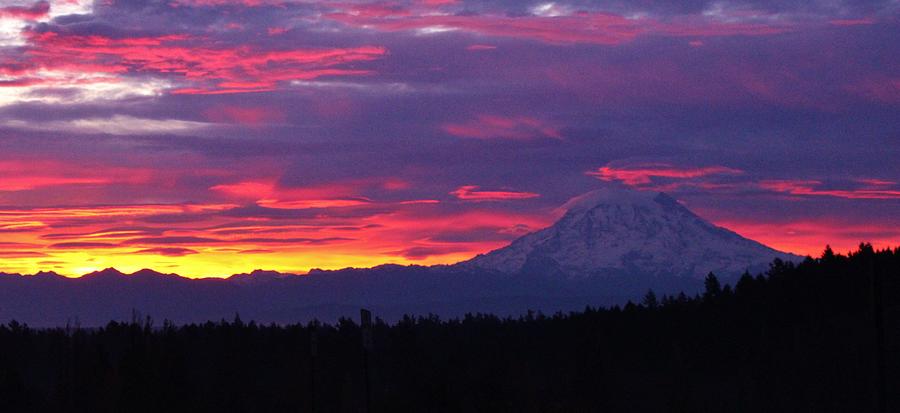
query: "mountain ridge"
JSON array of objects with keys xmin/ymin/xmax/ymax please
[
  {"xmin": 1, "ymin": 189, "xmax": 802, "ymax": 282},
  {"xmin": 0, "ymin": 188, "xmax": 816, "ymax": 326}
]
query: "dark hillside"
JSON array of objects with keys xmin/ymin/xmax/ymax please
[{"xmin": 0, "ymin": 244, "xmax": 896, "ymax": 413}]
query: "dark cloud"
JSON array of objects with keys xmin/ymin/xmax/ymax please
[
  {"xmin": 132, "ymin": 247, "xmax": 199, "ymax": 257},
  {"xmin": 48, "ymin": 242, "xmax": 117, "ymax": 249}
]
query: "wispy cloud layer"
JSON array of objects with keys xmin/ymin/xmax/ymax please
[{"xmin": 0, "ymin": 0, "xmax": 896, "ymax": 275}]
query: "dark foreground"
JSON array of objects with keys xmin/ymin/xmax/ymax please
[{"xmin": 0, "ymin": 245, "xmax": 897, "ymax": 413}]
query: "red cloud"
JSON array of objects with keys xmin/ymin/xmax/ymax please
[
  {"xmin": 829, "ymin": 18, "xmax": 876, "ymax": 26},
  {"xmin": 327, "ymin": 10, "xmax": 645, "ymax": 45},
  {"xmin": 450, "ymin": 185, "xmax": 539, "ymax": 201},
  {"xmin": 0, "ymin": 160, "xmax": 152, "ymax": 192},
  {"xmin": 417, "ymin": 0, "xmax": 458, "ymax": 5},
  {"xmin": 0, "ymin": 251, "xmax": 47, "ymax": 258},
  {"xmin": 0, "ymin": 1, "xmax": 49, "ymax": 20},
  {"xmin": 170, "ymin": 0, "xmax": 283, "ymax": 7},
  {"xmin": 330, "ymin": 2, "xmax": 412, "ymax": 18},
  {"xmin": 442, "ymin": 115, "xmax": 561, "ymax": 139},
  {"xmin": 759, "ymin": 180, "xmax": 900, "ymax": 200},
  {"xmin": 267, "ymin": 27, "xmax": 287, "ymax": 36},
  {"xmin": 132, "ymin": 247, "xmax": 199, "ymax": 257},
  {"xmin": 49, "ymin": 242, "xmax": 117, "ymax": 249},
  {"xmin": 590, "ymin": 163, "xmax": 900, "ymax": 200},
  {"xmin": 711, "ymin": 219, "xmax": 900, "ymax": 257},
  {"xmin": 210, "ymin": 178, "xmax": 418, "ymax": 209},
  {"xmin": 203, "ymin": 106, "xmax": 286, "ymax": 125},
  {"xmin": 589, "ymin": 163, "xmax": 743, "ymax": 186},
  {"xmin": 325, "ymin": 6, "xmax": 797, "ymax": 46},
  {"xmin": 19, "ymin": 31, "xmax": 386, "ymax": 95},
  {"xmin": 466, "ymin": 44, "xmax": 496, "ymax": 51}
]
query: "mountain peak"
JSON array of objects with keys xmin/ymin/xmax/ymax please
[
  {"xmin": 84, "ymin": 268, "xmax": 126, "ymax": 278},
  {"xmin": 560, "ymin": 188, "xmax": 665, "ymax": 213},
  {"xmin": 464, "ymin": 187, "xmax": 799, "ymax": 279},
  {"xmin": 130, "ymin": 268, "xmax": 181, "ymax": 279},
  {"xmin": 227, "ymin": 269, "xmax": 297, "ymax": 285}
]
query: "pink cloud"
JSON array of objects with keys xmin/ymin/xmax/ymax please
[
  {"xmin": 466, "ymin": 44, "xmax": 496, "ymax": 51},
  {"xmin": 203, "ymin": 106, "xmax": 286, "ymax": 125},
  {"xmin": 170, "ymin": 0, "xmax": 282, "ymax": 7},
  {"xmin": 0, "ymin": 251, "xmax": 47, "ymax": 258},
  {"xmin": 267, "ymin": 26, "xmax": 287, "ymax": 35},
  {"xmin": 759, "ymin": 180, "xmax": 900, "ymax": 200},
  {"xmin": 17, "ymin": 31, "xmax": 386, "ymax": 95},
  {"xmin": 442, "ymin": 115, "xmax": 561, "ymax": 140},
  {"xmin": 588, "ymin": 162, "xmax": 743, "ymax": 186},
  {"xmin": 132, "ymin": 247, "xmax": 199, "ymax": 257},
  {"xmin": 0, "ymin": 1, "xmax": 49, "ymax": 20},
  {"xmin": 324, "ymin": 5, "xmax": 798, "ymax": 46},
  {"xmin": 416, "ymin": 0, "xmax": 457, "ymax": 6},
  {"xmin": 326, "ymin": 10, "xmax": 645, "ymax": 45},
  {"xmin": 450, "ymin": 185, "xmax": 539, "ymax": 201},
  {"xmin": 829, "ymin": 18, "xmax": 876, "ymax": 26},
  {"xmin": 710, "ymin": 218, "xmax": 900, "ymax": 257},
  {"xmin": 0, "ymin": 160, "xmax": 152, "ymax": 192}
]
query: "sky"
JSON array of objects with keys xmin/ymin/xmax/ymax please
[{"xmin": 0, "ymin": 0, "xmax": 897, "ymax": 277}]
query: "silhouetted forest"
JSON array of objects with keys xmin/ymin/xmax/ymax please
[{"xmin": 0, "ymin": 244, "xmax": 896, "ymax": 412}]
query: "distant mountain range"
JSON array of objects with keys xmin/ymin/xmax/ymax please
[{"xmin": 0, "ymin": 188, "xmax": 802, "ymax": 326}]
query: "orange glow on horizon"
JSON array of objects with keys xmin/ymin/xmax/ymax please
[
  {"xmin": 712, "ymin": 219, "xmax": 899, "ymax": 257},
  {"xmin": 0, "ymin": 199, "xmax": 551, "ymax": 278}
]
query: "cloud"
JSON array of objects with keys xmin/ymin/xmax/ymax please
[
  {"xmin": 2, "ymin": 115, "xmax": 214, "ymax": 135},
  {"xmin": 588, "ymin": 162, "xmax": 743, "ymax": 187},
  {"xmin": 40, "ymin": 227, "xmax": 165, "ymax": 240},
  {"xmin": 0, "ymin": 2, "xmax": 49, "ymax": 20},
  {"xmin": 1, "ymin": 30, "xmax": 387, "ymax": 103},
  {"xmin": 0, "ymin": 71, "xmax": 170, "ymax": 107},
  {"xmin": 450, "ymin": 185, "xmax": 539, "ymax": 201},
  {"xmin": 121, "ymin": 235, "xmax": 352, "ymax": 246},
  {"xmin": 203, "ymin": 105, "xmax": 286, "ymax": 125},
  {"xmin": 326, "ymin": 8, "xmax": 645, "ymax": 45},
  {"xmin": 759, "ymin": 179, "xmax": 900, "ymax": 200},
  {"xmin": 0, "ymin": 251, "xmax": 47, "ymax": 258},
  {"xmin": 131, "ymin": 247, "xmax": 199, "ymax": 257},
  {"xmin": 122, "ymin": 236, "xmax": 224, "ymax": 246},
  {"xmin": 0, "ymin": 0, "xmax": 895, "ymax": 278},
  {"xmin": 712, "ymin": 219, "xmax": 900, "ymax": 257},
  {"xmin": 592, "ymin": 162, "xmax": 900, "ymax": 201},
  {"xmin": 324, "ymin": 3, "xmax": 804, "ymax": 46},
  {"xmin": 442, "ymin": 115, "xmax": 561, "ymax": 140},
  {"xmin": 0, "ymin": 160, "xmax": 155, "ymax": 192},
  {"xmin": 49, "ymin": 242, "xmax": 117, "ymax": 249},
  {"xmin": 397, "ymin": 245, "xmax": 472, "ymax": 260},
  {"xmin": 0, "ymin": 222, "xmax": 45, "ymax": 233}
]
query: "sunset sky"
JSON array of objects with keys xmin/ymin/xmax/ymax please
[{"xmin": 0, "ymin": 0, "xmax": 897, "ymax": 277}]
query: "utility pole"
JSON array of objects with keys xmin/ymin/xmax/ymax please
[{"xmin": 360, "ymin": 309, "xmax": 373, "ymax": 413}]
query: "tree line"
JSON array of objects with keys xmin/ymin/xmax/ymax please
[{"xmin": 0, "ymin": 244, "xmax": 896, "ymax": 412}]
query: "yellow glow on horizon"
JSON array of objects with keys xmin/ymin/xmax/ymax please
[
  {"xmin": 0, "ymin": 246, "xmax": 499, "ymax": 278},
  {"xmin": 0, "ymin": 201, "xmax": 528, "ymax": 278}
]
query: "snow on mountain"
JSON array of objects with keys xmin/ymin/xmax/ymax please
[{"xmin": 463, "ymin": 188, "xmax": 801, "ymax": 279}]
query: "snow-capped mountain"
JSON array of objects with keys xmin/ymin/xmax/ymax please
[{"xmin": 463, "ymin": 188, "xmax": 801, "ymax": 279}]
